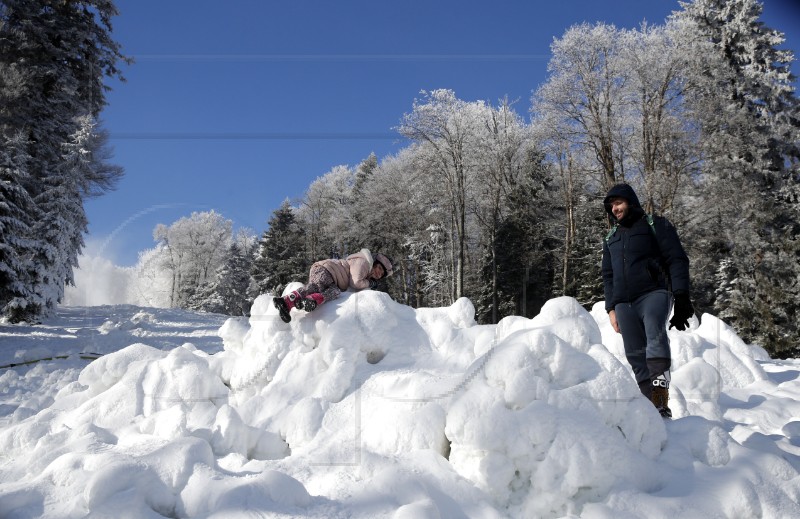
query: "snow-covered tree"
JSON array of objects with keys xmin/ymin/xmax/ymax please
[
  {"xmin": 128, "ymin": 245, "xmax": 173, "ymax": 308},
  {"xmin": 674, "ymin": 0, "xmax": 800, "ymax": 355},
  {"xmin": 0, "ymin": 133, "xmax": 39, "ymax": 321},
  {"xmin": 350, "ymin": 146, "xmax": 441, "ymax": 306},
  {"xmin": 468, "ymin": 98, "xmax": 558, "ymax": 322},
  {"xmin": 474, "ymin": 146, "xmax": 557, "ymax": 322},
  {"xmin": 297, "ymin": 165, "xmax": 355, "ymax": 260},
  {"xmin": 534, "ymin": 23, "xmax": 630, "ymax": 190},
  {"xmin": 398, "ymin": 89, "xmax": 489, "ymax": 300},
  {"xmin": 353, "ymin": 153, "xmax": 378, "ymax": 198},
  {"xmin": 0, "ymin": 0, "xmax": 128, "ymax": 321},
  {"xmin": 251, "ymin": 200, "xmax": 308, "ymax": 296},
  {"xmin": 188, "ymin": 240, "xmax": 255, "ymax": 316},
  {"xmin": 532, "ymin": 25, "xmax": 630, "ymax": 306},
  {"xmin": 152, "ymin": 211, "xmax": 232, "ymax": 308},
  {"xmin": 620, "ymin": 22, "xmax": 698, "ymax": 213},
  {"xmin": 343, "ymin": 153, "xmax": 379, "ymax": 247},
  {"xmin": 29, "ymin": 116, "xmax": 120, "ymax": 311}
]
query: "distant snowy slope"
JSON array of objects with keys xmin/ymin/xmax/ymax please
[{"xmin": 0, "ymin": 292, "xmax": 798, "ymax": 518}]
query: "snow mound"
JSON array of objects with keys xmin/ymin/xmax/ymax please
[{"xmin": 0, "ymin": 294, "xmax": 797, "ymax": 518}]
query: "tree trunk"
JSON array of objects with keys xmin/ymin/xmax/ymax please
[
  {"xmin": 522, "ymin": 265, "xmax": 529, "ymax": 317},
  {"xmin": 491, "ymin": 231, "xmax": 498, "ymax": 324}
]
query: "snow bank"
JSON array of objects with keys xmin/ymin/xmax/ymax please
[{"xmin": 0, "ymin": 293, "xmax": 797, "ymax": 518}]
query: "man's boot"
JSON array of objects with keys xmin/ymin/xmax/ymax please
[
  {"xmin": 651, "ymin": 372, "xmax": 672, "ymax": 419},
  {"xmin": 638, "ymin": 379, "xmax": 653, "ymax": 399}
]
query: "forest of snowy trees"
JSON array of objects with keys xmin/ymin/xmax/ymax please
[
  {"xmin": 3, "ymin": 1, "xmax": 799, "ymax": 357},
  {"xmin": 243, "ymin": 0, "xmax": 798, "ymax": 357}
]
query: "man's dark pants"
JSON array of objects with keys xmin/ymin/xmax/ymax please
[{"xmin": 614, "ymin": 289, "xmax": 672, "ymax": 396}]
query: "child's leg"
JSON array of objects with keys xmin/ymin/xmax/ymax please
[
  {"xmin": 300, "ymin": 267, "xmax": 340, "ymax": 311},
  {"xmin": 320, "ymin": 286, "xmax": 341, "ymax": 302},
  {"xmin": 300, "ymin": 265, "xmax": 330, "ymax": 295}
]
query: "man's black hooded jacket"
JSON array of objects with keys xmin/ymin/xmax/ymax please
[{"xmin": 601, "ymin": 184, "xmax": 690, "ymax": 312}]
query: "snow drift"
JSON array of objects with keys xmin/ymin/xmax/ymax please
[{"xmin": 1, "ymin": 290, "xmax": 798, "ymax": 518}]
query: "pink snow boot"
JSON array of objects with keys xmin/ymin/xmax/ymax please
[
  {"xmin": 298, "ymin": 293, "xmax": 324, "ymax": 312},
  {"xmin": 273, "ymin": 291, "xmax": 302, "ymax": 323}
]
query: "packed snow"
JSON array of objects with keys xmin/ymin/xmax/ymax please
[{"xmin": 1, "ymin": 290, "xmax": 799, "ymax": 518}]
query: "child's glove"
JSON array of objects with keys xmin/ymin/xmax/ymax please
[
  {"xmin": 368, "ymin": 279, "xmax": 378, "ymax": 289},
  {"xmin": 669, "ymin": 291, "xmax": 694, "ymax": 331}
]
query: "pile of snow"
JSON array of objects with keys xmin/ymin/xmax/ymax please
[{"xmin": 1, "ymin": 292, "xmax": 799, "ymax": 518}]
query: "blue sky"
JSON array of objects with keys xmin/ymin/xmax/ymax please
[{"xmin": 87, "ymin": 0, "xmax": 800, "ymax": 266}]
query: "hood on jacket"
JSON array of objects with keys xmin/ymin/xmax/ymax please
[
  {"xmin": 603, "ymin": 183, "xmax": 644, "ymax": 224},
  {"xmin": 374, "ymin": 253, "xmax": 394, "ymax": 278}
]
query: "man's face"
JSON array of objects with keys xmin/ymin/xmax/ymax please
[{"xmin": 609, "ymin": 197, "xmax": 629, "ymax": 222}]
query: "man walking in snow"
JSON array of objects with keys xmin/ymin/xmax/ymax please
[{"xmin": 601, "ymin": 184, "xmax": 694, "ymax": 418}]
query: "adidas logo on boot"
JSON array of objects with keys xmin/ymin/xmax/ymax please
[{"xmin": 651, "ymin": 372, "xmax": 672, "ymax": 419}]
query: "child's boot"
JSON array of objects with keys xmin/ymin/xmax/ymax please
[
  {"xmin": 273, "ymin": 291, "xmax": 301, "ymax": 323},
  {"xmin": 301, "ymin": 293, "xmax": 325, "ymax": 312}
]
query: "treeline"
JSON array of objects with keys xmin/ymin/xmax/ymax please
[
  {"xmin": 0, "ymin": 0, "xmax": 128, "ymax": 322},
  {"xmin": 248, "ymin": 0, "xmax": 800, "ymax": 357},
  {"xmin": 2, "ymin": 1, "xmax": 799, "ymax": 358}
]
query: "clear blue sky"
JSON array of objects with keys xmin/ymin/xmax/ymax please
[{"xmin": 86, "ymin": 0, "xmax": 800, "ymax": 266}]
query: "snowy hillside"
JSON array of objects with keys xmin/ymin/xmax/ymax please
[{"xmin": 1, "ymin": 291, "xmax": 799, "ymax": 518}]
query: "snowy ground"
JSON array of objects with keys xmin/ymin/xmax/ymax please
[{"xmin": 0, "ymin": 291, "xmax": 798, "ymax": 518}]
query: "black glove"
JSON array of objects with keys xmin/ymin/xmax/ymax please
[
  {"xmin": 669, "ymin": 291, "xmax": 694, "ymax": 331},
  {"xmin": 368, "ymin": 278, "xmax": 378, "ymax": 290}
]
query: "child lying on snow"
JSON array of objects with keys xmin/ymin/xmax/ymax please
[{"xmin": 273, "ymin": 249, "xmax": 393, "ymax": 323}]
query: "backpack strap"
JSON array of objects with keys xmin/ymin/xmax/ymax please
[
  {"xmin": 646, "ymin": 213, "xmax": 656, "ymax": 236},
  {"xmin": 604, "ymin": 223, "xmax": 619, "ymax": 244}
]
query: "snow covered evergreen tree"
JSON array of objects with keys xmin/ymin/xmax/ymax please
[
  {"xmin": 30, "ymin": 116, "xmax": 119, "ymax": 311},
  {"xmin": 674, "ymin": 0, "xmax": 800, "ymax": 356},
  {"xmin": 0, "ymin": 133, "xmax": 39, "ymax": 321},
  {"xmin": 188, "ymin": 241, "xmax": 255, "ymax": 316},
  {"xmin": 353, "ymin": 153, "xmax": 378, "ymax": 197},
  {"xmin": 251, "ymin": 200, "xmax": 308, "ymax": 296},
  {"xmin": 0, "ymin": 0, "xmax": 128, "ymax": 321},
  {"xmin": 474, "ymin": 149, "xmax": 557, "ymax": 322}
]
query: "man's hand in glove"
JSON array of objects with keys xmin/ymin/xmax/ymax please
[{"xmin": 669, "ymin": 291, "xmax": 694, "ymax": 331}]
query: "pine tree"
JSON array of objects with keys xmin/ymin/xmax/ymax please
[
  {"xmin": 566, "ymin": 191, "xmax": 607, "ymax": 307},
  {"xmin": 474, "ymin": 149, "xmax": 557, "ymax": 323},
  {"xmin": 0, "ymin": 133, "xmax": 39, "ymax": 321},
  {"xmin": 675, "ymin": 0, "xmax": 800, "ymax": 355},
  {"xmin": 217, "ymin": 242, "xmax": 255, "ymax": 315},
  {"xmin": 31, "ymin": 116, "xmax": 107, "ymax": 310},
  {"xmin": 251, "ymin": 200, "xmax": 308, "ymax": 296},
  {"xmin": 189, "ymin": 242, "xmax": 255, "ymax": 315},
  {"xmin": 353, "ymin": 152, "xmax": 378, "ymax": 198},
  {"xmin": 0, "ymin": 0, "xmax": 128, "ymax": 321}
]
